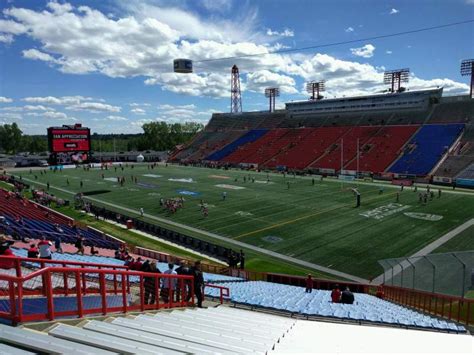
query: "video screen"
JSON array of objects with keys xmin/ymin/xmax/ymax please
[{"xmin": 48, "ymin": 128, "xmax": 91, "ymax": 152}]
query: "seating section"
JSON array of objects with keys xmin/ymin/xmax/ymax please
[
  {"xmin": 204, "ymin": 281, "xmax": 465, "ymax": 332},
  {"xmin": 389, "ymin": 124, "xmax": 464, "ymax": 175},
  {"xmin": 206, "ymin": 129, "xmax": 268, "ymax": 161},
  {"xmin": 457, "ymin": 163, "xmax": 474, "ymax": 179},
  {"xmin": 310, "ymin": 126, "xmax": 380, "ymax": 171},
  {"xmin": 221, "ymin": 129, "xmax": 289, "ymax": 164},
  {"xmin": 9, "ymin": 247, "xmax": 243, "ymax": 284},
  {"xmin": 0, "ymin": 190, "xmax": 121, "ymax": 250},
  {"xmin": 344, "ymin": 125, "xmax": 419, "ymax": 173},
  {"xmin": 434, "ymin": 124, "xmax": 474, "ymax": 178},
  {"xmin": 429, "ymin": 100, "xmax": 474, "ymax": 123},
  {"xmin": 0, "ymin": 307, "xmax": 295, "ymax": 354}
]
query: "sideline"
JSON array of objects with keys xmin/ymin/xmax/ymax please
[
  {"xmin": 371, "ymin": 218, "xmax": 474, "ymax": 285},
  {"xmin": 10, "ymin": 176, "xmax": 369, "ymax": 283}
]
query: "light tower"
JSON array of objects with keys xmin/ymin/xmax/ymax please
[
  {"xmin": 461, "ymin": 59, "xmax": 474, "ymax": 99},
  {"xmin": 306, "ymin": 80, "xmax": 325, "ymax": 100},
  {"xmin": 383, "ymin": 68, "xmax": 410, "ymax": 93},
  {"xmin": 265, "ymin": 87, "xmax": 280, "ymax": 112},
  {"xmin": 230, "ymin": 65, "xmax": 242, "ymax": 113}
]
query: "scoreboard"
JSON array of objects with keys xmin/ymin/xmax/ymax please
[
  {"xmin": 47, "ymin": 125, "xmax": 91, "ymax": 165},
  {"xmin": 48, "ymin": 127, "xmax": 91, "ymax": 152}
]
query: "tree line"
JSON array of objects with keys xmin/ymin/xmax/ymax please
[{"xmin": 0, "ymin": 121, "xmax": 204, "ymax": 154}]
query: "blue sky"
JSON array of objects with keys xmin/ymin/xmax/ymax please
[{"xmin": 0, "ymin": 0, "xmax": 473, "ymax": 134}]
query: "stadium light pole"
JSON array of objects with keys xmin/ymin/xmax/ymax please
[
  {"xmin": 306, "ymin": 80, "xmax": 325, "ymax": 100},
  {"xmin": 383, "ymin": 68, "xmax": 410, "ymax": 93},
  {"xmin": 264, "ymin": 87, "xmax": 280, "ymax": 112},
  {"xmin": 460, "ymin": 59, "xmax": 474, "ymax": 99}
]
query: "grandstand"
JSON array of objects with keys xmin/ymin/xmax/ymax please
[{"xmin": 172, "ymin": 90, "xmax": 474, "ymax": 179}]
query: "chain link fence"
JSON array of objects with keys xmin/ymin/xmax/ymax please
[{"xmin": 378, "ymin": 251, "xmax": 474, "ymax": 297}]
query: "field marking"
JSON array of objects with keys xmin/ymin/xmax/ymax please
[
  {"xmin": 371, "ymin": 218, "xmax": 474, "ymax": 285},
  {"xmin": 13, "ymin": 175, "xmax": 369, "ymax": 283},
  {"xmin": 235, "ymin": 191, "xmax": 398, "ymax": 239}
]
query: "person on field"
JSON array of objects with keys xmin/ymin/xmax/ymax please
[
  {"xmin": 305, "ymin": 274, "xmax": 313, "ymax": 293},
  {"xmin": 331, "ymin": 284, "xmax": 341, "ymax": 303}
]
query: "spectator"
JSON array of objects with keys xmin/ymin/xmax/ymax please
[
  {"xmin": 27, "ymin": 244, "xmax": 39, "ymax": 258},
  {"xmin": 0, "ymin": 235, "xmax": 15, "ymax": 269},
  {"xmin": 189, "ymin": 261, "xmax": 204, "ymax": 308},
  {"xmin": 114, "ymin": 249, "xmax": 121, "ymax": 259},
  {"xmin": 38, "ymin": 236, "xmax": 53, "ymax": 260},
  {"xmin": 305, "ymin": 274, "xmax": 313, "ymax": 293},
  {"xmin": 90, "ymin": 245, "xmax": 99, "ymax": 255},
  {"xmin": 54, "ymin": 237, "xmax": 63, "ymax": 253},
  {"xmin": 141, "ymin": 260, "xmax": 161, "ymax": 305},
  {"xmin": 331, "ymin": 284, "xmax": 341, "ymax": 303},
  {"xmin": 133, "ymin": 257, "xmax": 143, "ymax": 270},
  {"xmin": 375, "ymin": 286, "xmax": 385, "ymax": 299},
  {"xmin": 162, "ymin": 263, "xmax": 177, "ymax": 303},
  {"xmin": 340, "ymin": 287, "xmax": 355, "ymax": 304},
  {"xmin": 175, "ymin": 260, "xmax": 190, "ymax": 302},
  {"xmin": 239, "ymin": 250, "xmax": 245, "ymax": 270},
  {"xmin": 124, "ymin": 256, "xmax": 134, "ymax": 267},
  {"xmin": 74, "ymin": 235, "xmax": 85, "ymax": 255},
  {"xmin": 54, "ymin": 223, "xmax": 63, "ymax": 233}
]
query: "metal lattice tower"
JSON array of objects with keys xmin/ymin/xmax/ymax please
[
  {"xmin": 230, "ymin": 65, "xmax": 242, "ymax": 113},
  {"xmin": 461, "ymin": 59, "xmax": 474, "ymax": 99},
  {"xmin": 383, "ymin": 68, "xmax": 410, "ymax": 93}
]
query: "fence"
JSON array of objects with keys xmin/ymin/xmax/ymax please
[
  {"xmin": 0, "ymin": 257, "xmax": 195, "ymax": 325},
  {"xmin": 378, "ymin": 251, "xmax": 474, "ymax": 297},
  {"xmin": 376, "ymin": 285, "xmax": 474, "ymax": 327}
]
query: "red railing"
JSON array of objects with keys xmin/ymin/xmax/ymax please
[
  {"xmin": 135, "ymin": 246, "xmax": 227, "ymax": 274},
  {"xmin": 204, "ymin": 284, "xmax": 230, "ymax": 304},
  {"xmin": 0, "ymin": 262, "xmax": 194, "ymax": 325},
  {"xmin": 375, "ymin": 285, "xmax": 474, "ymax": 327}
]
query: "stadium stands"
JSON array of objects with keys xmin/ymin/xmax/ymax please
[
  {"xmin": 389, "ymin": 124, "xmax": 464, "ymax": 175},
  {"xmin": 0, "ymin": 307, "xmax": 295, "ymax": 354},
  {"xmin": 429, "ymin": 99, "xmax": 474, "ymax": 123},
  {"xmin": 221, "ymin": 129, "xmax": 289, "ymax": 164},
  {"xmin": 206, "ymin": 129, "xmax": 268, "ymax": 161},
  {"xmin": 344, "ymin": 125, "xmax": 419, "ymax": 173},
  {"xmin": 310, "ymin": 126, "xmax": 380, "ymax": 171},
  {"xmin": 204, "ymin": 281, "xmax": 466, "ymax": 332},
  {"xmin": 0, "ymin": 190, "xmax": 121, "ymax": 250}
]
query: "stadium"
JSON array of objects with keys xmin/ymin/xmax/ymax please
[{"xmin": 0, "ymin": 1, "xmax": 473, "ymax": 354}]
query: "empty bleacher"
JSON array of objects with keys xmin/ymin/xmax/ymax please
[
  {"xmin": 0, "ymin": 307, "xmax": 295, "ymax": 354},
  {"xmin": 389, "ymin": 124, "xmax": 465, "ymax": 175},
  {"xmin": 204, "ymin": 281, "xmax": 466, "ymax": 332},
  {"xmin": 344, "ymin": 125, "xmax": 419, "ymax": 173},
  {"xmin": 429, "ymin": 99, "xmax": 474, "ymax": 123},
  {"xmin": 0, "ymin": 190, "xmax": 121, "ymax": 250},
  {"xmin": 311, "ymin": 126, "xmax": 380, "ymax": 171},
  {"xmin": 206, "ymin": 129, "xmax": 268, "ymax": 161}
]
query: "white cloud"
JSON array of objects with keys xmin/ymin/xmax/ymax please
[
  {"xmin": 0, "ymin": 97, "xmax": 13, "ymax": 103},
  {"xmin": 350, "ymin": 44, "xmax": 376, "ymax": 58},
  {"xmin": 158, "ymin": 104, "xmax": 196, "ymax": 110},
  {"xmin": 131, "ymin": 108, "xmax": 146, "ymax": 115},
  {"xmin": 22, "ymin": 96, "xmax": 94, "ymax": 105},
  {"xmin": 246, "ymin": 70, "xmax": 298, "ymax": 94},
  {"xmin": 201, "ymin": 0, "xmax": 232, "ymax": 13},
  {"xmin": 22, "ymin": 49, "xmax": 58, "ymax": 63},
  {"xmin": 390, "ymin": 8, "xmax": 399, "ymax": 15},
  {"xmin": 0, "ymin": 105, "xmax": 53, "ymax": 112},
  {"xmin": 467, "ymin": 0, "xmax": 474, "ymax": 4},
  {"xmin": 106, "ymin": 115, "xmax": 128, "ymax": 121},
  {"xmin": 386, "ymin": 50, "xmax": 393, "ymax": 55},
  {"xmin": 43, "ymin": 111, "xmax": 68, "ymax": 119},
  {"xmin": 345, "ymin": 27, "xmax": 354, "ymax": 33},
  {"xmin": 266, "ymin": 28, "xmax": 294, "ymax": 37},
  {"xmin": 130, "ymin": 102, "xmax": 151, "ymax": 107},
  {"xmin": 67, "ymin": 102, "xmax": 121, "ymax": 113},
  {"xmin": 0, "ymin": 19, "xmax": 27, "ymax": 35},
  {"xmin": 0, "ymin": 34, "xmax": 13, "ymax": 43}
]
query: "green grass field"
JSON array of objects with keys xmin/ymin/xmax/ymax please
[{"xmin": 10, "ymin": 164, "xmax": 474, "ymax": 280}]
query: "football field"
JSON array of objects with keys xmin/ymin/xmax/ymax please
[{"xmin": 11, "ymin": 164, "xmax": 474, "ymax": 280}]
